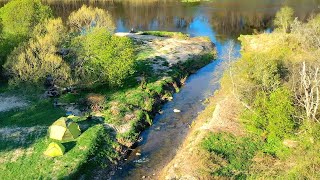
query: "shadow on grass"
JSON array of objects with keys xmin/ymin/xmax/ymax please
[
  {"xmin": 0, "ymin": 99, "xmax": 66, "ymax": 128},
  {"xmin": 64, "ymin": 141, "xmax": 76, "ymax": 152},
  {"xmin": 0, "ymin": 113, "xmax": 105, "ymax": 154}
]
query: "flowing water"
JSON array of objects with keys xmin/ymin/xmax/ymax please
[
  {"xmin": 1, "ymin": 0, "xmax": 319, "ymax": 179},
  {"xmin": 110, "ymin": 17, "xmax": 242, "ymax": 179}
]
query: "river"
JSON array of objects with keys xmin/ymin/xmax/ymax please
[{"xmin": 2, "ymin": 0, "xmax": 318, "ymax": 179}]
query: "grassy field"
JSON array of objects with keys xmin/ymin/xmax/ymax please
[{"xmin": 0, "ymin": 32, "xmax": 215, "ymax": 179}]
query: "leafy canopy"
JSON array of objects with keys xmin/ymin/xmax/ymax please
[
  {"xmin": 0, "ymin": 0, "xmax": 52, "ymax": 74},
  {"xmin": 71, "ymin": 27, "xmax": 135, "ymax": 87},
  {"xmin": 68, "ymin": 5, "xmax": 115, "ymax": 34},
  {"xmin": 4, "ymin": 18, "xmax": 71, "ymax": 86},
  {"xmin": 274, "ymin": 6, "xmax": 294, "ymax": 33}
]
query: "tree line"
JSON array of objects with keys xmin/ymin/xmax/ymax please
[{"xmin": 0, "ymin": 0, "xmax": 135, "ymax": 89}]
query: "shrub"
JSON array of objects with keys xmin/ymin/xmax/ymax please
[
  {"xmin": 291, "ymin": 14, "xmax": 320, "ymax": 51},
  {"xmin": 231, "ymin": 53, "xmax": 285, "ymax": 104},
  {"xmin": 4, "ymin": 18, "xmax": 71, "ymax": 86},
  {"xmin": 0, "ymin": 0, "xmax": 52, "ymax": 72},
  {"xmin": 274, "ymin": 6, "xmax": 294, "ymax": 33},
  {"xmin": 70, "ymin": 27, "xmax": 135, "ymax": 87},
  {"xmin": 242, "ymin": 87, "xmax": 295, "ymax": 155},
  {"xmin": 68, "ymin": 5, "xmax": 115, "ymax": 33}
]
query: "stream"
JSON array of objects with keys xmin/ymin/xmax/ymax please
[{"xmin": 111, "ymin": 16, "xmax": 241, "ymax": 179}]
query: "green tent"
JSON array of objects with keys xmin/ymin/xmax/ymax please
[
  {"xmin": 44, "ymin": 142, "xmax": 65, "ymax": 157},
  {"xmin": 49, "ymin": 117, "xmax": 81, "ymax": 141}
]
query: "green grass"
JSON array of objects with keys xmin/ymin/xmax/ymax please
[
  {"xmin": 169, "ymin": 53, "xmax": 215, "ymax": 79},
  {"xmin": 202, "ymin": 133, "xmax": 262, "ymax": 179},
  {"xmin": 0, "ymin": 31, "xmax": 216, "ymax": 178},
  {"xmin": 0, "ymin": 124, "xmax": 119, "ymax": 179},
  {"xmin": 142, "ymin": 31, "xmax": 189, "ymax": 39},
  {"xmin": 0, "ymin": 100, "xmax": 65, "ymax": 128}
]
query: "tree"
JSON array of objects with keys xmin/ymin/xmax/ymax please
[
  {"xmin": 274, "ymin": 6, "xmax": 294, "ymax": 33},
  {"xmin": 4, "ymin": 18, "xmax": 71, "ymax": 86},
  {"xmin": 68, "ymin": 5, "xmax": 115, "ymax": 33},
  {"xmin": 0, "ymin": 0, "xmax": 52, "ymax": 75},
  {"xmin": 70, "ymin": 27, "xmax": 135, "ymax": 87},
  {"xmin": 295, "ymin": 62, "xmax": 320, "ymax": 121}
]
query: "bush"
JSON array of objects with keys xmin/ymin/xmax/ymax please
[
  {"xmin": 4, "ymin": 18, "xmax": 71, "ymax": 86},
  {"xmin": 242, "ymin": 87, "xmax": 295, "ymax": 155},
  {"xmin": 274, "ymin": 6, "xmax": 294, "ymax": 33},
  {"xmin": 70, "ymin": 27, "xmax": 135, "ymax": 87},
  {"xmin": 231, "ymin": 53, "xmax": 285, "ymax": 104},
  {"xmin": 291, "ymin": 14, "xmax": 320, "ymax": 51},
  {"xmin": 0, "ymin": 0, "xmax": 52, "ymax": 72},
  {"xmin": 68, "ymin": 5, "xmax": 115, "ymax": 33}
]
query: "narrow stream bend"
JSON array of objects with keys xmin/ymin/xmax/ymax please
[{"xmin": 111, "ymin": 16, "xmax": 241, "ymax": 179}]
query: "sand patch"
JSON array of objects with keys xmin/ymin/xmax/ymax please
[{"xmin": 115, "ymin": 33, "xmax": 215, "ymax": 74}]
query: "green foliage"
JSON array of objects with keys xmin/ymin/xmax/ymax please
[
  {"xmin": 0, "ymin": 0, "xmax": 52, "ymax": 36},
  {"xmin": 232, "ymin": 51, "xmax": 288, "ymax": 104},
  {"xmin": 70, "ymin": 27, "xmax": 135, "ymax": 87},
  {"xmin": 274, "ymin": 6, "xmax": 294, "ymax": 33},
  {"xmin": 0, "ymin": 100, "xmax": 65, "ymax": 128},
  {"xmin": 242, "ymin": 87, "xmax": 295, "ymax": 156},
  {"xmin": 4, "ymin": 18, "xmax": 71, "ymax": 86},
  {"xmin": 0, "ymin": 0, "xmax": 52, "ymax": 72},
  {"xmin": 0, "ymin": 124, "xmax": 119, "ymax": 179},
  {"xmin": 142, "ymin": 31, "xmax": 189, "ymax": 39},
  {"xmin": 68, "ymin": 5, "xmax": 115, "ymax": 33},
  {"xmin": 265, "ymin": 88, "xmax": 295, "ymax": 138},
  {"xmin": 202, "ymin": 133, "xmax": 262, "ymax": 179}
]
